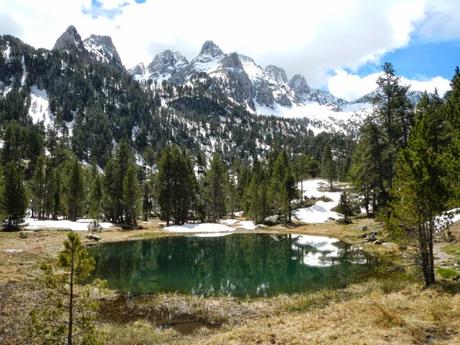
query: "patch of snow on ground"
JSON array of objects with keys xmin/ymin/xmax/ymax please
[
  {"xmin": 164, "ymin": 223, "xmax": 235, "ymax": 233},
  {"xmin": 434, "ymin": 208, "xmax": 460, "ymax": 232},
  {"xmin": 194, "ymin": 232, "xmax": 232, "ymax": 238},
  {"xmin": 220, "ymin": 219, "xmax": 257, "ymax": 230},
  {"xmin": 25, "ymin": 218, "xmax": 113, "ymax": 231},
  {"xmin": 28, "ymin": 86, "xmax": 53, "ymax": 126},
  {"xmin": 293, "ymin": 179, "xmax": 343, "ymax": 224}
]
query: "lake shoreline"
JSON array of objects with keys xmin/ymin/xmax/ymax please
[{"xmin": 1, "ymin": 218, "xmax": 460, "ymax": 344}]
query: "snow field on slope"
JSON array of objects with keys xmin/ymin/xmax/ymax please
[
  {"xmin": 28, "ymin": 85, "xmax": 53, "ymax": 126},
  {"xmin": 293, "ymin": 179, "xmax": 343, "ymax": 224}
]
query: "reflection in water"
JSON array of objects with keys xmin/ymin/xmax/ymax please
[{"xmin": 89, "ymin": 233, "xmax": 375, "ymax": 297}]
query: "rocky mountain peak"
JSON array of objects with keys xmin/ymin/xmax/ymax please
[
  {"xmin": 265, "ymin": 65, "xmax": 288, "ymax": 84},
  {"xmin": 289, "ymin": 74, "xmax": 311, "ymax": 97},
  {"xmin": 199, "ymin": 40, "xmax": 224, "ymax": 57},
  {"xmin": 148, "ymin": 50, "xmax": 189, "ymax": 70},
  {"xmin": 83, "ymin": 34, "xmax": 123, "ymax": 69},
  {"xmin": 53, "ymin": 25, "xmax": 85, "ymax": 52},
  {"xmin": 144, "ymin": 50, "xmax": 189, "ymax": 84}
]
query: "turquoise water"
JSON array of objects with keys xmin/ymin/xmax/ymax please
[{"xmin": 89, "ymin": 233, "xmax": 375, "ymax": 297}]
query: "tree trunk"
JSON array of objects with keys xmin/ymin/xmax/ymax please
[{"xmin": 67, "ymin": 250, "xmax": 74, "ymax": 345}]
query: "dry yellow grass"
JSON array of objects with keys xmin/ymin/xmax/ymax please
[{"xmin": 1, "ymin": 218, "xmax": 460, "ymax": 345}]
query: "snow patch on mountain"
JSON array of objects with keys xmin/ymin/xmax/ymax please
[
  {"xmin": 28, "ymin": 86, "xmax": 53, "ymax": 126},
  {"xmin": 2, "ymin": 43, "xmax": 11, "ymax": 62},
  {"xmin": 255, "ymin": 101, "xmax": 372, "ymax": 134}
]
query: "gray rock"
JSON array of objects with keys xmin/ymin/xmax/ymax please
[
  {"xmin": 199, "ymin": 40, "xmax": 224, "ymax": 57},
  {"xmin": 289, "ymin": 74, "xmax": 311, "ymax": 98},
  {"xmin": 86, "ymin": 233, "xmax": 101, "ymax": 241},
  {"xmin": 83, "ymin": 34, "xmax": 124, "ymax": 69},
  {"xmin": 214, "ymin": 52, "xmax": 255, "ymax": 107},
  {"xmin": 53, "ymin": 25, "xmax": 86, "ymax": 55},
  {"xmin": 255, "ymin": 80, "xmax": 275, "ymax": 107},
  {"xmin": 264, "ymin": 215, "xmax": 280, "ymax": 225},
  {"xmin": 147, "ymin": 50, "xmax": 189, "ymax": 84},
  {"xmin": 265, "ymin": 65, "xmax": 288, "ymax": 83}
]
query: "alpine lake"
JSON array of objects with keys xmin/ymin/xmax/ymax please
[{"xmin": 89, "ymin": 233, "xmax": 377, "ymax": 297}]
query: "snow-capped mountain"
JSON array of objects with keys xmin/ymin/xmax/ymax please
[
  {"xmin": 53, "ymin": 25, "xmax": 124, "ymax": 69},
  {"xmin": 129, "ymin": 41, "xmax": 366, "ymax": 113},
  {"xmin": 130, "ymin": 40, "xmax": 372, "ymax": 134},
  {"xmin": 130, "ymin": 50, "xmax": 189, "ymax": 84}
]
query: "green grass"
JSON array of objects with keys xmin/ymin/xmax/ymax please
[{"xmin": 437, "ymin": 267, "xmax": 459, "ymax": 280}]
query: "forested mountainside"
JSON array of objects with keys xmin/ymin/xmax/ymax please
[{"xmin": 0, "ymin": 27, "xmax": 355, "ymax": 170}]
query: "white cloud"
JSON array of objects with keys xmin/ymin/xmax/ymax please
[
  {"xmin": 0, "ymin": 0, "xmax": 427, "ymax": 86},
  {"xmin": 0, "ymin": 0, "xmax": 456, "ymax": 93},
  {"xmin": 419, "ymin": 0, "xmax": 460, "ymax": 40},
  {"xmin": 401, "ymin": 75, "xmax": 451, "ymax": 95},
  {"xmin": 327, "ymin": 69, "xmax": 451, "ymax": 101},
  {"xmin": 328, "ymin": 70, "xmax": 381, "ymax": 101}
]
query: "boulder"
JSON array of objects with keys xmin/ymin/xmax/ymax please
[
  {"xmin": 86, "ymin": 233, "xmax": 101, "ymax": 241},
  {"xmin": 264, "ymin": 215, "xmax": 280, "ymax": 225}
]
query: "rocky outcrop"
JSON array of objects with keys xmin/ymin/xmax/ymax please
[
  {"xmin": 265, "ymin": 65, "xmax": 288, "ymax": 84},
  {"xmin": 83, "ymin": 34, "xmax": 124, "ymax": 69},
  {"xmin": 147, "ymin": 50, "xmax": 189, "ymax": 83},
  {"xmin": 53, "ymin": 25, "xmax": 86, "ymax": 55},
  {"xmin": 54, "ymin": 26, "xmax": 123, "ymax": 69}
]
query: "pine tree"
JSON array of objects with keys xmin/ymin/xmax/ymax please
[
  {"xmin": 350, "ymin": 120, "xmax": 389, "ymax": 215},
  {"xmin": 47, "ymin": 169, "xmax": 61, "ymax": 220},
  {"xmin": 122, "ymin": 165, "xmax": 139, "ymax": 228},
  {"xmin": 205, "ymin": 153, "xmax": 227, "ymax": 222},
  {"xmin": 171, "ymin": 147, "xmax": 196, "ymax": 225},
  {"xmin": 1, "ymin": 121, "xmax": 23, "ymax": 166},
  {"xmin": 366, "ymin": 62, "xmax": 413, "ymax": 213},
  {"xmin": 102, "ymin": 158, "xmax": 118, "ymax": 222},
  {"xmin": 29, "ymin": 233, "xmax": 103, "ymax": 345},
  {"xmin": 374, "ymin": 62, "xmax": 413, "ymax": 148},
  {"xmin": 336, "ymin": 191, "xmax": 353, "ymax": 224},
  {"xmin": 156, "ymin": 146, "xmax": 196, "ymax": 225},
  {"xmin": 269, "ymin": 151, "xmax": 296, "ymax": 223},
  {"xmin": 88, "ymin": 168, "xmax": 103, "ymax": 219},
  {"xmin": 156, "ymin": 146, "xmax": 173, "ymax": 225},
  {"xmin": 141, "ymin": 177, "xmax": 152, "ymax": 222},
  {"xmin": 442, "ymin": 67, "xmax": 460, "ymax": 201},
  {"xmin": 292, "ymin": 155, "xmax": 311, "ymax": 200},
  {"xmin": 390, "ymin": 93, "xmax": 452, "ymax": 287},
  {"xmin": 321, "ymin": 145, "xmax": 336, "ymax": 191},
  {"xmin": 30, "ymin": 155, "xmax": 48, "ymax": 220},
  {"xmin": 284, "ymin": 165, "xmax": 297, "ymax": 223},
  {"xmin": 1, "ymin": 162, "xmax": 27, "ymax": 230},
  {"xmin": 245, "ymin": 163, "xmax": 269, "ymax": 224},
  {"xmin": 65, "ymin": 160, "xmax": 85, "ymax": 222}
]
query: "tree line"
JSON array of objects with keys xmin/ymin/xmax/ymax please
[
  {"xmin": 350, "ymin": 63, "xmax": 460, "ymax": 287},
  {"xmin": 1, "ymin": 122, "xmax": 334, "ymax": 230}
]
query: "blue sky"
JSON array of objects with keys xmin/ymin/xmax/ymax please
[{"xmin": 357, "ymin": 40, "xmax": 460, "ymax": 81}]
